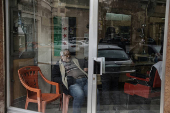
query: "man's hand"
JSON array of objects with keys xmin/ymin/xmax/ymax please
[{"xmin": 84, "ymin": 68, "xmax": 88, "ymax": 72}]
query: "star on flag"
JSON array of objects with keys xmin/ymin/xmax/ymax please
[
  {"xmin": 63, "ymin": 27, "xmax": 67, "ymax": 31},
  {"xmin": 63, "ymin": 42, "xmax": 67, "ymax": 45},
  {"xmin": 63, "ymin": 34, "xmax": 67, "ymax": 38}
]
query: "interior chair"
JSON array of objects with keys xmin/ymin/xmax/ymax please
[
  {"xmin": 18, "ymin": 66, "xmax": 62, "ymax": 113},
  {"xmin": 124, "ymin": 66, "xmax": 161, "ymax": 106}
]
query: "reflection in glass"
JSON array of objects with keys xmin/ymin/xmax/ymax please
[
  {"xmin": 9, "ymin": 0, "xmax": 90, "ymax": 113},
  {"xmin": 8, "ymin": 0, "xmax": 166, "ymax": 112},
  {"xmin": 97, "ymin": 0, "xmax": 165, "ymax": 113},
  {"xmin": 98, "ymin": 49, "xmax": 129, "ymax": 61}
]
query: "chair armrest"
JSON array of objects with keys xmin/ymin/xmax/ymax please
[
  {"xmin": 126, "ymin": 73, "xmax": 150, "ymax": 82},
  {"xmin": 18, "ymin": 76, "xmax": 41, "ymax": 94},
  {"xmin": 39, "ymin": 71, "xmax": 60, "ymax": 95}
]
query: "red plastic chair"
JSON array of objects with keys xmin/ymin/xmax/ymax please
[
  {"xmin": 18, "ymin": 66, "xmax": 62, "ymax": 113},
  {"xmin": 124, "ymin": 69, "xmax": 161, "ymax": 109},
  {"xmin": 124, "ymin": 70, "xmax": 161, "ymax": 98},
  {"xmin": 124, "ymin": 67, "xmax": 161, "ymax": 109}
]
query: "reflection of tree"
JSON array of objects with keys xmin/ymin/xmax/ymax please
[
  {"xmin": 17, "ymin": 0, "xmax": 38, "ymax": 5},
  {"xmin": 98, "ymin": 2, "xmax": 108, "ymax": 39},
  {"xmin": 99, "ymin": 0, "xmax": 147, "ymax": 44},
  {"xmin": 147, "ymin": 0, "xmax": 157, "ymax": 16}
]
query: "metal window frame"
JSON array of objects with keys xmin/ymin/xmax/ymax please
[
  {"xmin": 5, "ymin": 0, "xmax": 40, "ymax": 112},
  {"xmin": 5, "ymin": 0, "xmax": 169, "ymax": 113},
  {"xmin": 160, "ymin": 0, "xmax": 169, "ymax": 113},
  {"xmin": 87, "ymin": 0, "xmax": 98, "ymax": 113},
  {"xmin": 5, "ymin": 0, "xmax": 10, "ymax": 108}
]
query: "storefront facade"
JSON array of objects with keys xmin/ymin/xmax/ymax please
[{"xmin": 1, "ymin": 0, "xmax": 170, "ymax": 113}]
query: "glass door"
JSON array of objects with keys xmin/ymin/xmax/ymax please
[{"xmin": 88, "ymin": 0, "xmax": 167, "ymax": 113}]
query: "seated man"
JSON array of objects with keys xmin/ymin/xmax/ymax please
[{"xmin": 52, "ymin": 49, "xmax": 96, "ymax": 113}]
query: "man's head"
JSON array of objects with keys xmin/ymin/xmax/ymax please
[{"xmin": 60, "ymin": 49, "xmax": 71, "ymax": 61}]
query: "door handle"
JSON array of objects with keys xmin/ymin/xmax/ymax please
[{"xmin": 93, "ymin": 57, "xmax": 105, "ymax": 75}]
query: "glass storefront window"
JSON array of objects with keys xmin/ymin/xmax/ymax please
[
  {"xmin": 9, "ymin": 0, "xmax": 90, "ymax": 112},
  {"xmin": 7, "ymin": 0, "xmax": 167, "ymax": 113}
]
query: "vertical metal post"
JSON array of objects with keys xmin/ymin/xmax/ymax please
[
  {"xmin": 88, "ymin": 0, "xmax": 99, "ymax": 113},
  {"xmin": 5, "ymin": 0, "xmax": 10, "ymax": 108}
]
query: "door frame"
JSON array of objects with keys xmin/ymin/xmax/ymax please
[
  {"xmin": 160, "ymin": 0, "xmax": 169, "ymax": 112},
  {"xmin": 87, "ymin": 0, "xmax": 169, "ymax": 113},
  {"xmin": 5, "ymin": 0, "xmax": 169, "ymax": 113},
  {"xmin": 87, "ymin": 0, "xmax": 99, "ymax": 112}
]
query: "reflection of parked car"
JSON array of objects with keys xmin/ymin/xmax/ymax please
[
  {"xmin": 70, "ymin": 37, "xmax": 89, "ymax": 43},
  {"xmin": 107, "ymin": 36, "xmax": 122, "ymax": 44},
  {"xmin": 98, "ymin": 45, "xmax": 134, "ymax": 73},
  {"xmin": 76, "ymin": 40, "xmax": 89, "ymax": 57},
  {"xmin": 147, "ymin": 37, "xmax": 156, "ymax": 45},
  {"xmin": 123, "ymin": 37, "xmax": 130, "ymax": 45},
  {"xmin": 129, "ymin": 44, "xmax": 162, "ymax": 63},
  {"xmin": 54, "ymin": 41, "xmax": 80, "ymax": 53},
  {"xmin": 76, "ymin": 40, "xmax": 89, "ymax": 49}
]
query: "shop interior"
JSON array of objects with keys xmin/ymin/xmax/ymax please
[{"xmin": 9, "ymin": 0, "xmax": 166, "ymax": 113}]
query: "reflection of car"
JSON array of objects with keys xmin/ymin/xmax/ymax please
[
  {"xmin": 98, "ymin": 45, "xmax": 134, "ymax": 73},
  {"xmin": 129, "ymin": 44, "xmax": 162, "ymax": 63},
  {"xmin": 76, "ymin": 40, "xmax": 89, "ymax": 48},
  {"xmin": 147, "ymin": 37, "xmax": 156, "ymax": 45},
  {"xmin": 107, "ymin": 36, "xmax": 122, "ymax": 44},
  {"xmin": 70, "ymin": 37, "xmax": 89, "ymax": 43},
  {"xmin": 53, "ymin": 41, "xmax": 80, "ymax": 53},
  {"xmin": 123, "ymin": 37, "xmax": 130, "ymax": 45},
  {"xmin": 76, "ymin": 40, "xmax": 89, "ymax": 57}
]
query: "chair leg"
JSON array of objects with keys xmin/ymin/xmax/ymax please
[
  {"xmin": 42, "ymin": 102, "xmax": 46, "ymax": 113},
  {"xmin": 126, "ymin": 94, "xmax": 129, "ymax": 110},
  {"xmin": 38, "ymin": 100, "xmax": 42, "ymax": 112},
  {"xmin": 59, "ymin": 95, "xmax": 63, "ymax": 111},
  {"xmin": 62, "ymin": 93, "xmax": 70, "ymax": 113},
  {"xmin": 25, "ymin": 99, "xmax": 29, "ymax": 110}
]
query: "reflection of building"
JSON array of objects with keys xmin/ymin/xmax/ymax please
[
  {"xmin": 1, "ymin": 0, "xmax": 170, "ymax": 113},
  {"xmin": 98, "ymin": 1, "xmax": 166, "ymax": 45}
]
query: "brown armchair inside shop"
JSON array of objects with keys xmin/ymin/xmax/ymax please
[{"xmin": 7, "ymin": 0, "xmax": 166, "ymax": 113}]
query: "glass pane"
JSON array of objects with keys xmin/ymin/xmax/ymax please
[
  {"xmin": 9, "ymin": 0, "xmax": 89, "ymax": 113},
  {"xmin": 97, "ymin": 0, "xmax": 165, "ymax": 113}
]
